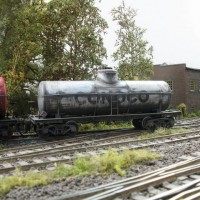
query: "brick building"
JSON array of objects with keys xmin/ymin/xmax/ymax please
[{"xmin": 151, "ymin": 63, "xmax": 200, "ymax": 112}]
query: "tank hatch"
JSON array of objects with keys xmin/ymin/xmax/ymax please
[{"xmin": 96, "ymin": 68, "xmax": 118, "ymax": 84}]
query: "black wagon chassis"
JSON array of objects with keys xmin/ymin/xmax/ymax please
[
  {"xmin": 0, "ymin": 117, "xmax": 25, "ymax": 137},
  {"xmin": 28, "ymin": 110, "xmax": 181, "ymax": 136}
]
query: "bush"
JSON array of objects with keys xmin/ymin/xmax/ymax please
[
  {"xmin": 8, "ymin": 89, "xmax": 37, "ymax": 117},
  {"xmin": 186, "ymin": 112, "xmax": 197, "ymax": 118},
  {"xmin": 177, "ymin": 103, "xmax": 186, "ymax": 117}
]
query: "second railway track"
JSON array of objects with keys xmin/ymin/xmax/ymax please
[{"xmin": 1, "ymin": 129, "xmax": 200, "ymax": 176}]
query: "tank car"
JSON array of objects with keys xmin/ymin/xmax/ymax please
[{"xmin": 29, "ymin": 69, "xmax": 180, "ymax": 136}]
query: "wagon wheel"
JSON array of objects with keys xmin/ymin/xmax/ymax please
[
  {"xmin": 48, "ymin": 125, "xmax": 57, "ymax": 135},
  {"xmin": 165, "ymin": 117, "xmax": 175, "ymax": 128},
  {"xmin": 142, "ymin": 117, "xmax": 152, "ymax": 129},
  {"xmin": 142, "ymin": 117, "xmax": 157, "ymax": 132},
  {"xmin": 24, "ymin": 119, "xmax": 34, "ymax": 133},
  {"xmin": 145, "ymin": 120, "xmax": 157, "ymax": 132},
  {"xmin": 0, "ymin": 125, "xmax": 13, "ymax": 139},
  {"xmin": 36, "ymin": 123, "xmax": 43, "ymax": 134},
  {"xmin": 132, "ymin": 119, "xmax": 142, "ymax": 129},
  {"xmin": 7, "ymin": 125, "xmax": 14, "ymax": 137},
  {"xmin": 12, "ymin": 121, "xmax": 24, "ymax": 136},
  {"xmin": 38, "ymin": 125, "xmax": 57, "ymax": 138},
  {"xmin": 62, "ymin": 121, "xmax": 78, "ymax": 136}
]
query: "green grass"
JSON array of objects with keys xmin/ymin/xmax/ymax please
[
  {"xmin": 0, "ymin": 149, "xmax": 160, "ymax": 197},
  {"xmin": 0, "ymin": 144, "xmax": 5, "ymax": 149},
  {"xmin": 79, "ymin": 121, "xmax": 133, "ymax": 131},
  {"xmin": 139, "ymin": 128, "xmax": 186, "ymax": 139}
]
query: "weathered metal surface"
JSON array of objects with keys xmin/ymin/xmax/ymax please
[{"xmin": 38, "ymin": 69, "xmax": 171, "ymax": 118}]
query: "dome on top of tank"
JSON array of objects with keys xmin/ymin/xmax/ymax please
[{"xmin": 96, "ymin": 68, "xmax": 118, "ymax": 84}]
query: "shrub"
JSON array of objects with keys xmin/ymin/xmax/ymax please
[{"xmin": 177, "ymin": 103, "xmax": 186, "ymax": 117}]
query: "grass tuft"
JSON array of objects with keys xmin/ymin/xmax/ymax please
[
  {"xmin": 0, "ymin": 149, "xmax": 160, "ymax": 197},
  {"xmin": 139, "ymin": 128, "xmax": 186, "ymax": 139},
  {"xmin": 0, "ymin": 144, "xmax": 5, "ymax": 149},
  {"xmin": 79, "ymin": 121, "xmax": 132, "ymax": 131},
  {"xmin": 0, "ymin": 170, "xmax": 52, "ymax": 197}
]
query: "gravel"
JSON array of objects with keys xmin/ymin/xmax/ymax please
[{"xmin": 2, "ymin": 139, "xmax": 200, "ymax": 200}]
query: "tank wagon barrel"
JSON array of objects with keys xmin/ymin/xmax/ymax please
[{"xmin": 38, "ymin": 69, "xmax": 172, "ymax": 118}]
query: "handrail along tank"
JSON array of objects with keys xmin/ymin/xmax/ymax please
[
  {"xmin": 38, "ymin": 69, "xmax": 171, "ymax": 118},
  {"xmin": 0, "ymin": 77, "xmax": 8, "ymax": 119}
]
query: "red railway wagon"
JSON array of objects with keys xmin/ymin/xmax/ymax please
[{"xmin": 0, "ymin": 77, "xmax": 8, "ymax": 119}]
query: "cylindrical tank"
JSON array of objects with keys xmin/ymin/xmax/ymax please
[
  {"xmin": 0, "ymin": 77, "xmax": 8, "ymax": 119},
  {"xmin": 38, "ymin": 69, "xmax": 171, "ymax": 118}
]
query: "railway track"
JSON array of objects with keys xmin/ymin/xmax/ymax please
[
  {"xmin": 0, "ymin": 127, "xmax": 139, "ymax": 155},
  {"xmin": 1, "ymin": 129, "xmax": 200, "ymax": 176},
  {"xmin": 0, "ymin": 116, "xmax": 199, "ymax": 148},
  {"xmin": 175, "ymin": 118, "xmax": 200, "ymax": 129},
  {"xmin": 52, "ymin": 153, "xmax": 200, "ymax": 200},
  {"xmin": 0, "ymin": 127, "xmax": 136, "ymax": 148}
]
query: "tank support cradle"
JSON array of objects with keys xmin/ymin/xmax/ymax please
[{"xmin": 37, "ymin": 121, "xmax": 79, "ymax": 137}]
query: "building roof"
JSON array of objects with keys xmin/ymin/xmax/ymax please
[
  {"xmin": 155, "ymin": 63, "xmax": 200, "ymax": 71},
  {"xmin": 186, "ymin": 66, "xmax": 200, "ymax": 71}
]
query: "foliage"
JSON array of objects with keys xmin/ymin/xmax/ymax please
[
  {"xmin": 53, "ymin": 149, "xmax": 160, "ymax": 177},
  {"xmin": 111, "ymin": 1, "xmax": 153, "ymax": 80},
  {"xmin": 0, "ymin": 169, "xmax": 52, "ymax": 197},
  {"xmin": 177, "ymin": 103, "xmax": 186, "ymax": 117},
  {"xmin": 7, "ymin": 89, "xmax": 37, "ymax": 117},
  {"xmin": 0, "ymin": 0, "xmax": 44, "ymax": 82},
  {"xmin": 139, "ymin": 128, "xmax": 186, "ymax": 139},
  {"xmin": 0, "ymin": 149, "xmax": 160, "ymax": 197},
  {"xmin": 40, "ymin": 0, "xmax": 108, "ymax": 80},
  {"xmin": 79, "ymin": 121, "xmax": 133, "ymax": 131},
  {"xmin": 177, "ymin": 104, "xmax": 200, "ymax": 118},
  {"xmin": 0, "ymin": 0, "xmax": 45, "ymax": 115},
  {"xmin": 186, "ymin": 112, "xmax": 199, "ymax": 118}
]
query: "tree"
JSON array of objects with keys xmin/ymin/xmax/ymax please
[
  {"xmin": 41, "ymin": 0, "xmax": 108, "ymax": 80},
  {"xmin": 63, "ymin": 0, "xmax": 108, "ymax": 80},
  {"xmin": 0, "ymin": 0, "xmax": 44, "ymax": 82},
  {"xmin": 0, "ymin": 0, "xmax": 45, "ymax": 115},
  {"xmin": 111, "ymin": 1, "xmax": 153, "ymax": 80},
  {"xmin": 0, "ymin": 0, "xmax": 108, "ymax": 83},
  {"xmin": 40, "ymin": 0, "xmax": 81, "ymax": 80}
]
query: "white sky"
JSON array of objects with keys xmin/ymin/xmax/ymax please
[{"xmin": 96, "ymin": 0, "xmax": 200, "ymax": 69}]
